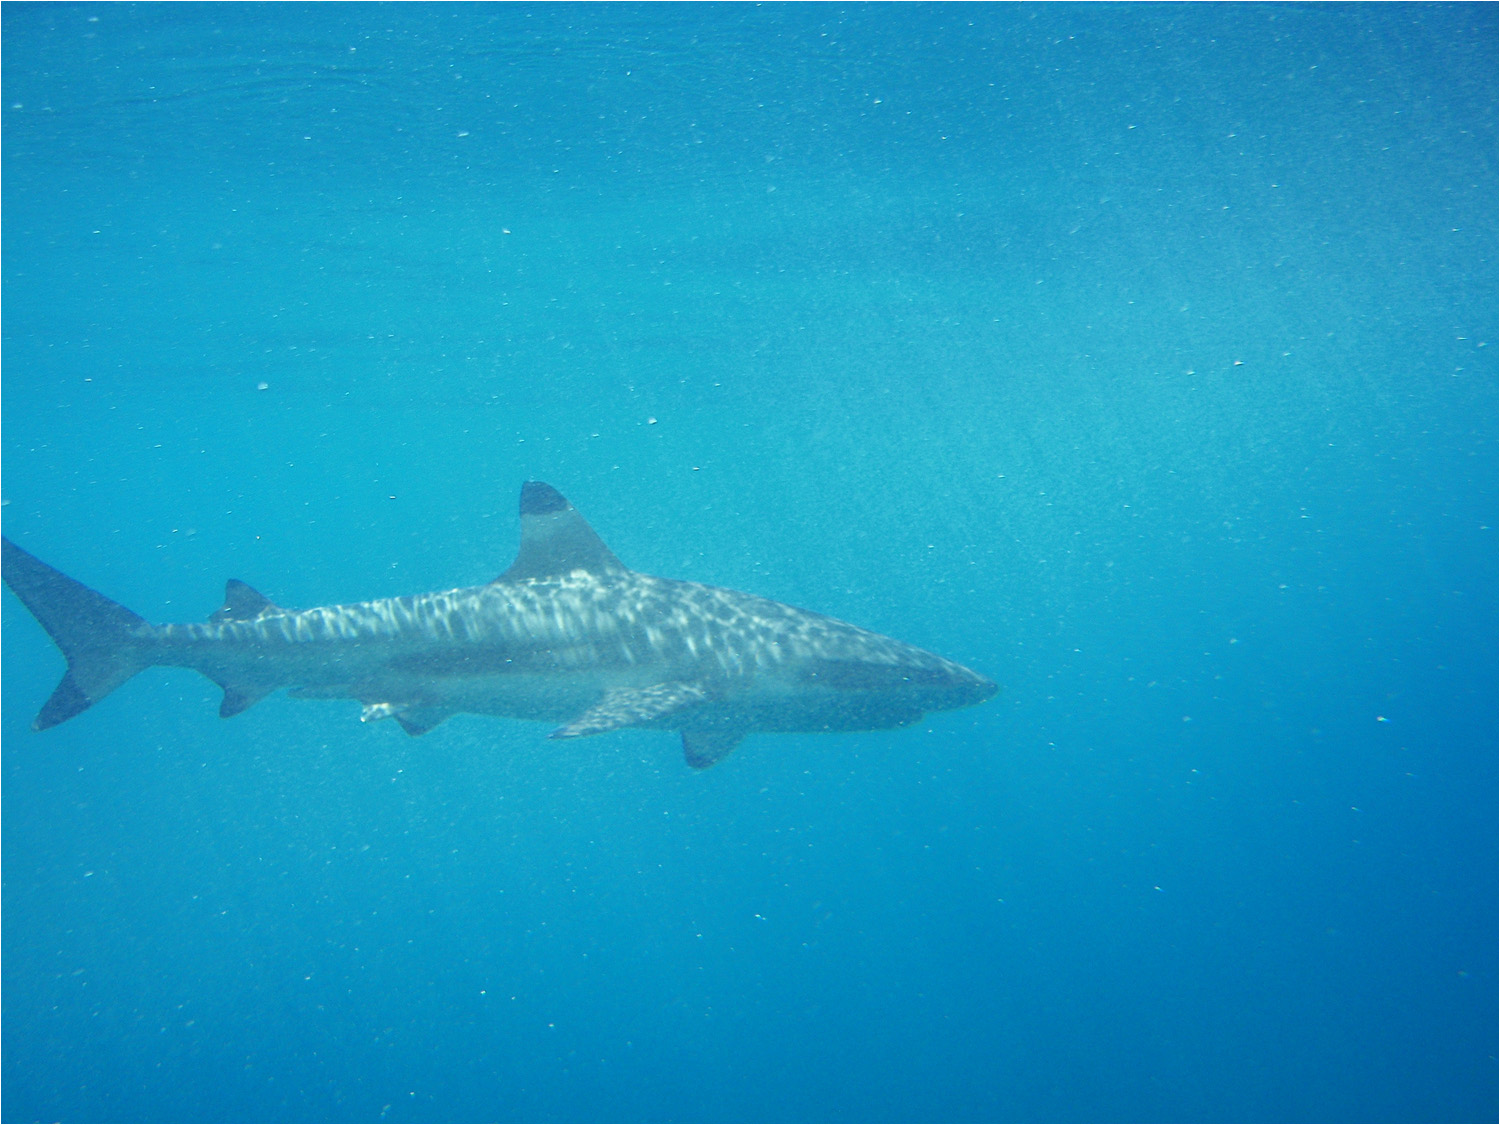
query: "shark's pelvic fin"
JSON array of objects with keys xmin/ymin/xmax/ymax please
[
  {"xmin": 4, "ymin": 481, "xmax": 999, "ymax": 770},
  {"xmin": 360, "ymin": 702, "xmax": 407, "ymax": 723},
  {"xmin": 549, "ymin": 681, "xmax": 710, "ymax": 740},
  {"xmin": 307, "ymin": 695, "xmax": 451, "ymax": 734},
  {"xmin": 210, "ymin": 579, "xmax": 280, "ymax": 623},
  {"xmin": 394, "ymin": 708, "xmax": 453, "ymax": 737},
  {"xmin": 1, "ymin": 537, "xmax": 156, "ymax": 730},
  {"xmin": 682, "ymin": 730, "xmax": 744, "ymax": 770},
  {"xmin": 496, "ymin": 481, "xmax": 627, "ymax": 582}
]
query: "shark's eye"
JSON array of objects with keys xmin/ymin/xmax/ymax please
[
  {"xmin": 799, "ymin": 660, "xmax": 919, "ymax": 691},
  {"xmin": 3, "ymin": 480, "xmax": 995, "ymax": 761}
]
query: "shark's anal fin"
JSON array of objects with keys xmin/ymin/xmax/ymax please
[
  {"xmin": 496, "ymin": 482, "xmax": 627, "ymax": 582},
  {"xmin": 682, "ymin": 730, "xmax": 744, "ymax": 770},
  {"xmin": 549, "ymin": 681, "xmax": 709, "ymax": 740},
  {"xmin": 209, "ymin": 580, "xmax": 281, "ymax": 623},
  {"xmin": 217, "ymin": 682, "xmax": 274, "ymax": 718},
  {"xmin": 206, "ymin": 584, "xmax": 287, "ymax": 716}
]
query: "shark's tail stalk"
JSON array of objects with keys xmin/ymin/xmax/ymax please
[{"xmin": 2, "ymin": 537, "xmax": 156, "ymax": 730}]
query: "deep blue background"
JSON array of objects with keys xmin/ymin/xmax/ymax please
[{"xmin": 3, "ymin": 4, "xmax": 1495, "ymax": 1122}]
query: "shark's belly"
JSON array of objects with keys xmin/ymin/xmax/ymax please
[
  {"xmin": 360, "ymin": 660, "xmax": 681, "ymax": 724},
  {"xmin": 651, "ymin": 690, "xmax": 926, "ymax": 734},
  {"xmin": 433, "ymin": 672, "xmax": 612, "ymax": 723},
  {"xmin": 174, "ymin": 626, "xmax": 943, "ymax": 736}
]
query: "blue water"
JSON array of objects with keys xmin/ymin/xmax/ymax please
[{"xmin": 3, "ymin": 4, "xmax": 1494, "ymax": 1122}]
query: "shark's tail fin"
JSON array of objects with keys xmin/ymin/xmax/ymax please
[{"xmin": 2, "ymin": 537, "xmax": 156, "ymax": 730}]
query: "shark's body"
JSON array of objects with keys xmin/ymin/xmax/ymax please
[{"xmin": 2, "ymin": 482, "xmax": 995, "ymax": 768}]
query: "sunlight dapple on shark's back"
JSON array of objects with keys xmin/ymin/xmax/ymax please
[{"xmin": 2, "ymin": 482, "xmax": 995, "ymax": 769}]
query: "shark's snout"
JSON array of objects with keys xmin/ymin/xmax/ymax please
[
  {"xmin": 6, "ymin": 480, "xmax": 1000, "ymax": 770},
  {"xmin": 888, "ymin": 657, "xmax": 997, "ymax": 711},
  {"xmin": 952, "ymin": 667, "xmax": 999, "ymax": 707},
  {"xmin": 976, "ymin": 679, "xmax": 1000, "ymax": 706}
]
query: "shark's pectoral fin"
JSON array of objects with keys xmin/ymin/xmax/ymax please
[
  {"xmin": 682, "ymin": 730, "xmax": 744, "ymax": 770},
  {"xmin": 549, "ymin": 681, "xmax": 709, "ymax": 740}
]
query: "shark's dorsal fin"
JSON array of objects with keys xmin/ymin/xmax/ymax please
[
  {"xmin": 496, "ymin": 482, "xmax": 627, "ymax": 582},
  {"xmin": 210, "ymin": 580, "xmax": 279, "ymax": 623}
]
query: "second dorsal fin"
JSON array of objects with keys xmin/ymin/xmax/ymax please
[
  {"xmin": 495, "ymin": 482, "xmax": 627, "ymax": 582},
  {"xmin": 210, "ymin": 580, "xmax": 280, "ymax": 622}
]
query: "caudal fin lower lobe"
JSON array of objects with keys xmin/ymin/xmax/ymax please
[{"xmin": 2, "ymin": 537, "xmax": 155, "ymax": 730}]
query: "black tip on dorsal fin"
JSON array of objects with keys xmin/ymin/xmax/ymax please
[
  {"xmin": 210, "ymin": 579, "xmax": 279, "ymax": 623},
  {"xmin": 519, "ymin": 481, "xmax": 570, "ymax": 516},
  {"xmin": 496, "ymin": 482, "xmax": 627, "ymax": 582}
]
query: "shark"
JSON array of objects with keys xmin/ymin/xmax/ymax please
[{"xmin": 2, "ymin": 482, "xmax": 995, "ymax": 769}]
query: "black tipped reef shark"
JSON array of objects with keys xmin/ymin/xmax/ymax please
[{"xmin": 3, "ymin": 482, "xmax": 995, "ymax": 769}]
